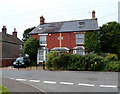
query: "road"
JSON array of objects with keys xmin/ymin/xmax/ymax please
[
  {"xmin": 2, "ymin": 77, "xmax": 45, "ymax": 93},
  {"xmin": 1, "ymin": 69, "xmax": 119, "ymax": 93}
]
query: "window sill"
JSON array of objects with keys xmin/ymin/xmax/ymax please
[
  {"xmin": 40, "ymin": 44, "xmax": 47, "ymax": 46},
  {"xmin": 76, "ymin": 43, "xmax": 84, "ymax": 45}
]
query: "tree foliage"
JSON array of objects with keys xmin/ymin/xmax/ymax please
[
  {"xmin": 85, "ymin": 21, "xmax": 120, "ymax": 58},
  {"xmin": 23, "ymin": 37, "xmax": 39, "ymax": 62},
  {"xmin": 22, "ymin": 27, "xmax": 35, "ymax": 42},
  {"xmin": 85, "ymin": 31, "xmax": 101, "ymax": 53},
  {"xmin": 99, "ymin": 21, "xmax": 120, "ymax": 58}
]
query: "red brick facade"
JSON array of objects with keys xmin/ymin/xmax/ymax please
[
  {"xmin": 31, "ymin": 32, "xmax": 77, "ymax": 51},
  {"xmin": 31, "ymin": 34, "xmax": 40, "ymax": 39},
  {"xmin": 30, "ymin": 12, "xmax": 98, "ymax": 63}
]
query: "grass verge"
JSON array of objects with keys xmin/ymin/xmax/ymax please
[{"xmin": 0, "ymin": 86, "xmax": 10, "ymax": 94}]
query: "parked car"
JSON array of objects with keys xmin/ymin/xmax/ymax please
[{"xmin": 13, "ymin": 57, "xmax": 30, "ymax": 68}]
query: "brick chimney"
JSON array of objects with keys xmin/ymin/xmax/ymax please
[
  {"xmin": 12, "ymin": 28, "xmax": 17, "ymax": 37},
  {"xmin": 92, "ymin": 10, "xmax": 96, "ymax": 20},
  {"xmin": 40, "ymin": 16, "xmax": 45, "ymax": 25},
  {"xmin": 2, "ymin": 26, "xmax": 7, "ymax": 34}
]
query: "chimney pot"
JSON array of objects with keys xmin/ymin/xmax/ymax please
[
  {"xmin": 12, "ymin": 28, "xmax": 17, "ymax": 37},
  {"xmin": 92, "ymin": 10, "xmax": 96, "ymax": 20},
  {"xmin": 40, "ymin": 16, "xmax": 45, "ymax": 25},
  {"xmin": 2, "ymin": 26, "xmax": 7, "ymax": 34}
]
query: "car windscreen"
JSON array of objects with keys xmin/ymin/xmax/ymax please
[{"xmin": 16, "ymin": 57, "xmax": 24, "ymax": 61}]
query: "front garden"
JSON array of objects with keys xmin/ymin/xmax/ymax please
[{"xmin": 46, "ymin": 51, "xmax": 120, "ymax": 72}]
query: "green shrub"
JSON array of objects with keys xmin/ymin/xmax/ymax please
[
  {"xmin": 104, "ymin": 61, "xmax": 120, "ymax": 72},
  {"xmin": 69, "ymin": 54, "xmax": 84, "ymax": 71},
  {"xmin": 103, "ymin": 53, "xmax": 120, "ymax": 71},
  {"xmin": 58, "ymin": 54, "xmax": 70, "ymax": 70},
  {"xmin": 104, "ymin": 53, "xmax": 118, "ymax": 62},
  {"xmin": 83, "ymin": 55, "xmax": 104, "ymax": 71},
  {"xmin": 46, "ymin": 51, "xmax": 119, "ymax": 71},
  {"xmin": 69, "ymin": 54, "xmax": 104, "ymax": 71},
  {"xmin": 46, "ymin": 51, "xmax": 58, "ymax": 69},
  {"xmin": 52, "ymin": 56, "xmax": 60, "ymax": 70}
]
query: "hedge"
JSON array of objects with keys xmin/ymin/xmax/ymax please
[{"xmin": 46, "ymin": 52, "xmax": 120, "ymax": 71}]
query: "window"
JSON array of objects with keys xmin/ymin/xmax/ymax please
[
  {"xmin": 76, "ymin": 33, "xmax": 84, "ymax": 44},
  {"xmin": 78, "ymin": 22, "xmax": 85, "ymax": 28},
  {"xmin": 73, "ymin": 46, "xmax": 85, "ymax": 55},
  {"xmin": 38, "ymin": 50, "xmax": 44, "ymax": 61},
  {"xmin": 76, "ymin": 50, "xmax": 85, "ymax": 55},
  {"xmin": 40, "ymin": 36, "xmax": 46, "ymax": 45},
  {"xmin": 37, "ymin": 47, "xmax": 48, "ymax": 63}
]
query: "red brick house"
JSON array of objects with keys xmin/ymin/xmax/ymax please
[
  {"xmin": 30, "ymin": 10, "xmax": 99, "ymax": 64},
  {"xmin": 0, "ymin": 26, "xmax": 23, "ymax": 67}
]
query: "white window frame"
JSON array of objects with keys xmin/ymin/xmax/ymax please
[
  {"xmin": 76, "ymin": 33, "xmax": 84, "ymax": 44},
  {"xmin": 73, "ymin": 46, "xmax": 85, "ymax": 55},
  {"xmin": 37, "ymin": 47, "xmax": 48, "ymax": 63},
  {"xmin": 38, "ymin": 50, "xmax": 44, "ymax": 62},
  {"xmin": 39, "ymin": 35, "xmax": 47, "ymax": 46}
]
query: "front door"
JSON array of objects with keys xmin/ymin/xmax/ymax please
[{"xmin": 37, "ymin": 48, "xmax": 47, "ymax": 64}]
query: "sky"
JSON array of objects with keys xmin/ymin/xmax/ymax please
[{"xmin": 0, "ymin": 0, "xmax": 119, "ymax": 39}]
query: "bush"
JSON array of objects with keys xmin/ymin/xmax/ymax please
[
  {"xmin": 103, "ymin": 53, "xmax": 120, "ymax": 71},
  {"xmin": 104, "ymin": 61, "xmax": 120, "ymax": 72},
  {"xmin": 68, "ymin": 54, "xmax": 104, "ymax": 71},
  {"xmin": 104, "ymin": 53, "xmax": 118, "ymax": 62},
  {"xmin": 69, "ymin": 54, "xmax": 84, "ymax": 71},
  {"xmin": 46, "ymin": 51, "xmax": 58, "ymax": 69},
  {"xmin": 46, "ymin": 51, "xmax": 119, "ymax": 71}
]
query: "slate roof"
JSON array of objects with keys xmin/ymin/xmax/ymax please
[
  {"xmin": 0, "ymin": 32, "xmax": 23, "ymax": 59},
  {"xmin": 0, "ymin": 32, "xmax": 23, "ymax": 45},
  {"xmin": 30, "ymin": 19, "xmax": 99, "ymax": 34}
]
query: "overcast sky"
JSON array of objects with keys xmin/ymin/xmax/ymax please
[{"xmin": 0, "ymin": 0, "xmax": 119, "ymax": 39}]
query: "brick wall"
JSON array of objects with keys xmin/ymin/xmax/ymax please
[
  {"xmin": 31, "ymin": 32, "xmax": 76, "ymax": 51},
  {"xmin": 1, "ymin": 58, "xmax": 15, "ymax": 67},
  {"xmin": 47, "ymin": 33, "xmax": 59, "ymax": 49},
  {"xmin": 61, "ymin": 32, "xmax": 75, "ymax": 50},
  {"xmin": 31, "ymin": 34, "xmax": 39, "ymax": 39}
]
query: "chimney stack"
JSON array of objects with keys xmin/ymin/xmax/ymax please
[
  {"xmin": 12, "ymin": 28, "xmax": 17, "ymax": 37},
  {"xmin": 92, "ymin": 10, "xmax": 96, "ymax": 20},
  {"xmin": 2, "ymin": 26, "xmax": 7, "ymax": 34},
  {"xmin": 40, "ymin": 16, "xmax": 45, "ymax": 25}
]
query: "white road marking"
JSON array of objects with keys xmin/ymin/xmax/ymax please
[
  {"xmin": 10, "ymin": 78, "xmax": 118, "ymax": 89},
  {"xmin": 16, "ymin": 79, "xmax": 27, "ymax": 81},
  {"xmin": 29, "ymin": 80, "xmax": 40, "ymax": 83},
  {"xmin": 60, "ymin": 82, "xmax": 74, "ymax": 85},
  {"xmin": 10, "ymin": 78, "xmax": 15, "ymax": 80},
  {"xmin": 16, "ymin": 80, "xmax": 47, "ymax": 94},
  {"xmin": 78, "ymin": 83, "xmax": 94, "ymax": 87},
  {"xmin": 43, "ymin": 81, "xmax": 56, "ymax": 84},
  {"xmin": 100, "ymin": 85, "xmax": 117, "ymax": 88}
]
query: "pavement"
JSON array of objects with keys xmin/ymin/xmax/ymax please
[
  {"xmin": 2, "ymin": 77, "xmax": 45, "ymax": 94},
  {"xmin": 1, "ymin": 66, "xmax": 45, "ymax": 70}
]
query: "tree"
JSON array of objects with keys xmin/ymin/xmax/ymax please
[
  {"xmin": 85, "ymin": 31, "xmax": 101, "ymax": 53},
  {"xmin": 85, "ymin": 21, "xmax": 120, "ymax": 58},
  {"xmin": 22, "ymin": 27, "xmax": 35, "ymax": 42},
  {"xmin": 100, "ymin": 21, "xmax": 120, "ymax": 58},
  {"xmin": 23, "ymin": 37, "xmax": 39, "ymax": 63}
]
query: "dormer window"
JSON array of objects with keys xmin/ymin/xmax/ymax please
[
  {"xmin": 78, "ymin": 22, "xmax": 85, "ymax": 28},
  {"xmin": 38, "ymin": 27, "xmax": 43, "ymax": 31}
]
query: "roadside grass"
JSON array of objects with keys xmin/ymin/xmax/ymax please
[{"xmin": 0, "ymin": 86, "xmax": 10, "ymax": 94}]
